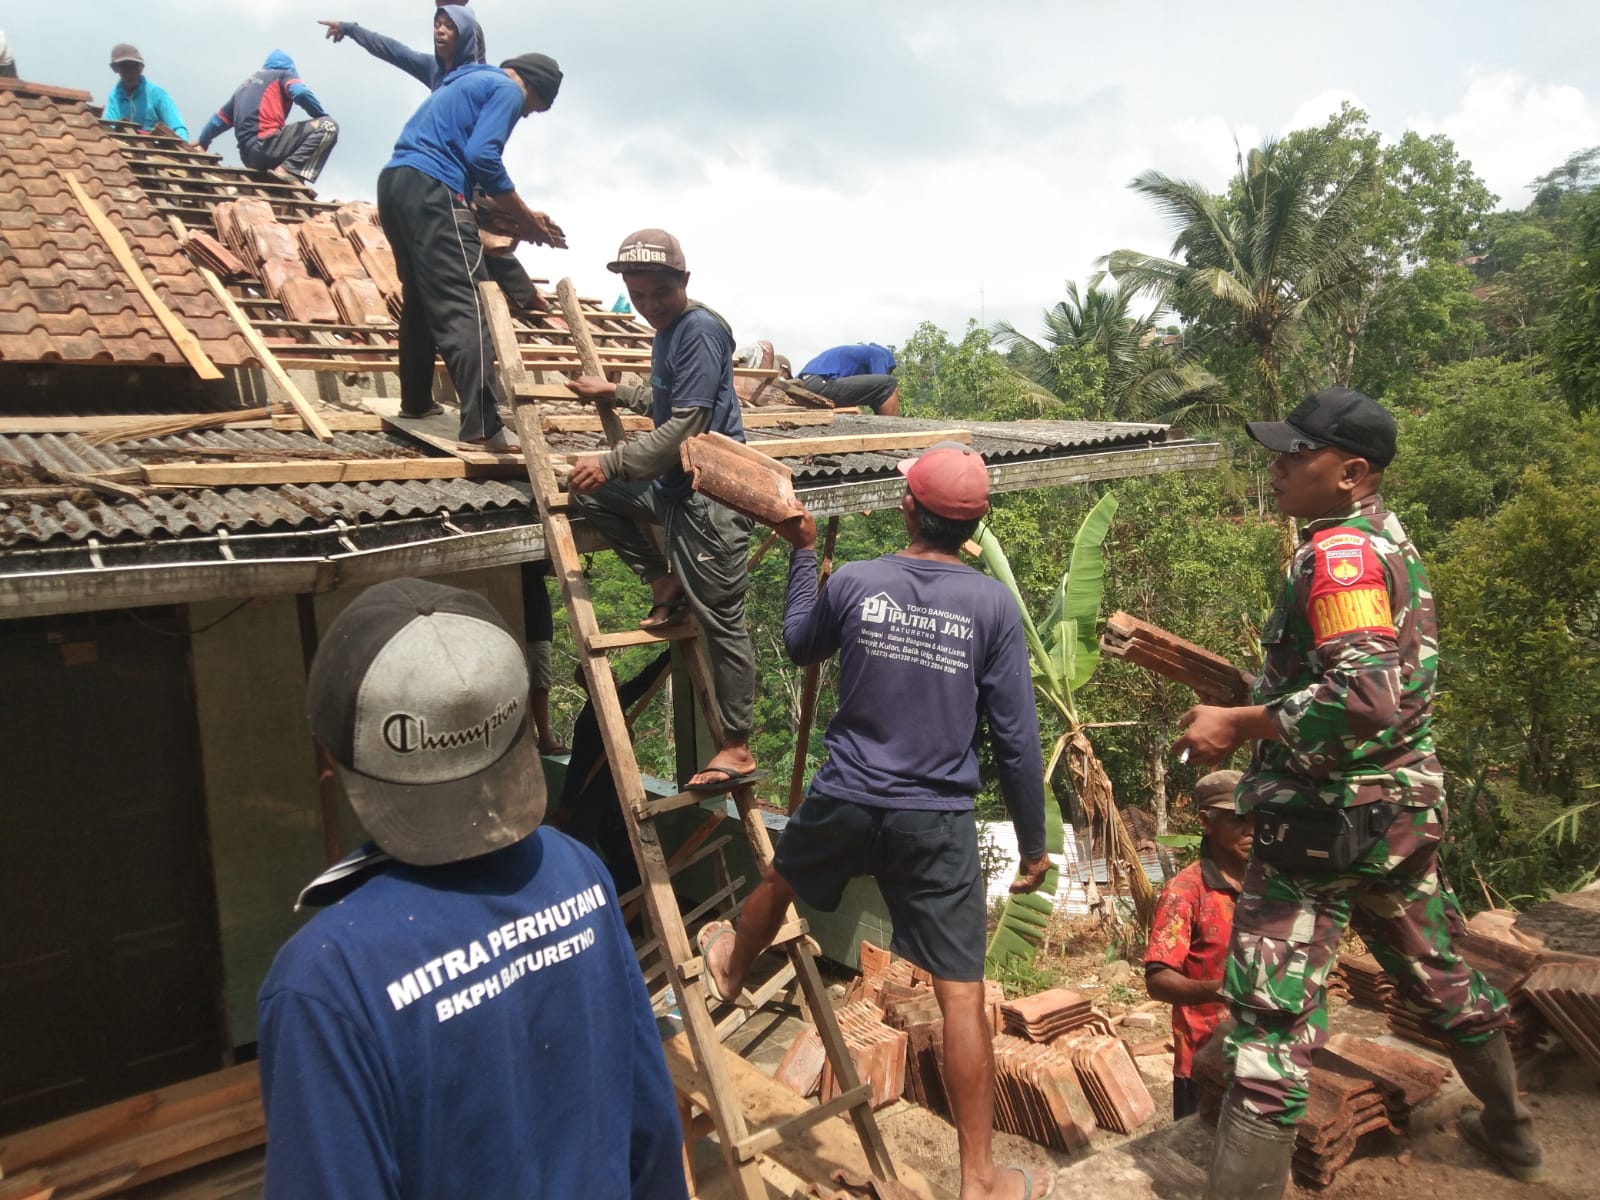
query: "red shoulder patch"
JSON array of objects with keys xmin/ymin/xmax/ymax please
[{"xmin": 1307, "ymin": 529, "xmax": 1394, "ymax": 644}]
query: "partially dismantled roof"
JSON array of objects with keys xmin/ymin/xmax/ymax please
[{"xmin": 0, "ymin": 78, "xmax": 256, "ymax": 369}]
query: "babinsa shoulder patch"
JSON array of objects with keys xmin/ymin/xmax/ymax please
[{"xmin": 1307, "ymin": 527, "xmax": 1393, "ymax": 644}]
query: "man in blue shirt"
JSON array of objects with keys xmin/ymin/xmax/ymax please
[
  {"xmin": 258, "ymin": 576, "xmax": 686, "ymax": 1200},
  {"xmin": 376, "ymin": 50, "xmax": 565, "ymax": 447},
  {"xmin": 701, "ymin": 443, "xmax": 1054, "ymax": 1200},
  {"xmin": 104, "ymin": 44, "xmax": 188, "ymax": 142},
  {"xmin": 798, "ymin": 342, "xmax": 901, "ymax": 415},
  {"xmin": 566, "ymin": 229, "xmax": 761, "ymax": 793},
  {"xmin": 320, "ymin": 6, "xmax": 547, "ymax": 316},
  {"xmin": 197, "ymin": 51, "xmax": 338, "ymax": 184}
]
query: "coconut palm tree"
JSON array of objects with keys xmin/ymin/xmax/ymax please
[
  {"xmin": 993, "ymin": 277, "xmax": 1229, "ymax": 429},
  {"xmin": 1105, "ymin": 138, "xmax": 1376, "ymax": 422}
]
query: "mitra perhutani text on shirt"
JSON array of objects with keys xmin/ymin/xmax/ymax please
[
  {"xmin": 858, "ymin": 596, "xmax": 974, "ymax": 675},
  {"xmin": 383, "ymin": 883, "xmax": 609, "ymax": 1023}
]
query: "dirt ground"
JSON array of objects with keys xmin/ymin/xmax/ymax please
[{"xmin": 857, "ymin": 915, "xmax": 1600, "ymax": 1200}]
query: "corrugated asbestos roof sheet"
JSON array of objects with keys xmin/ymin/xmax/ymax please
[
  {"xmin": 0, "ymin": 415, "xmax": 1170, "ymax": 552},
  {"xmin": 0, "ymin": 427, "xmax": 532, "ymax": 547},
  {"xmin": 0, "ymin": 78, "xmax": 256, "ymax": 369}
]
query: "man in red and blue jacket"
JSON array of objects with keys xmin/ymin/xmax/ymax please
[{"xmin": 198, "ymin": 51, "xmax": 338, "ymax": 184}]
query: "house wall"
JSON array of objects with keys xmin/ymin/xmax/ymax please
[{"xmin": 189, "ymin": 564, "xmax": 527, "ymax": 1048}]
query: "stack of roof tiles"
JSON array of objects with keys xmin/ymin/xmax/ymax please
[
  {"xmin": 0, "ymin": 78, "xmax": 254, "ymax": 368},
  {"xmin": 213, "ymin": 199, "xmax": 403, "ymax": 326},
  {"xmin": 1521, "ymin": 959, "xmax": 1600, "ymax": 1074},
  {"xmin": 774, "ymin": 1001, "xmax": 907, "ymax": 1110},
  {"xmin": 989, "ymin": 1035, "xmax": 1096, "ymax": 1153},
  {"xmin": 1331, "ymin": 953, "xmax": 1396, "ymax": 1010},
  {"xmin": 881, "ymin": 990, "xmax": 947, "ymax": 1113},
  {"xmin": 819, "ymin": 1002, "xmax": 908, "ymax": 1109},
  {"xmin": 1000, "ymin": 988, "xmax": 1092, "ymax": 1040},
  {"xmin": 1060, "ymin": 1034, "xmax": 1155, "ymax": 1134},
  {"xmin": 1193, "ymin": 1030, "xmax": 1450, "ymax": 1187}
]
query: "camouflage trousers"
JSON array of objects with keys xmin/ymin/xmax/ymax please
[{"xmin": 1222, "ymin": 803, "xmax": 1507, "ymax": 1126}]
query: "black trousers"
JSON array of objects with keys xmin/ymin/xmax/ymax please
[
  {"xmin": 376, "ymin": 165, "xmax": 501, "ymax": 441},
  {"xmin": 244, "ymin": 118, "xmax": 339, "ymax": 184}
]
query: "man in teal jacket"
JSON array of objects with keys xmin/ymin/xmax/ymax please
[{"xmin": 104, "ymin": 44, "xmax": 188, "ymax": 142}]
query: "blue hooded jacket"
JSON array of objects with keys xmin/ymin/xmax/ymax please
[
  {"xmin": 198, "ymin": 50, "xmax": 329, "ymax": 151},
  {"xmin": 384, "ymin": 61, "xmax": 523, "ymax": 197},
  {"xmin": 338, "ymin": 6, "xmax": 483, "ymax": 92}
]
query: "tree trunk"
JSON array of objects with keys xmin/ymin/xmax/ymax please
[{"xmin": 1148, "ymin": 741, "xmax": 1169, "ymax": 836}]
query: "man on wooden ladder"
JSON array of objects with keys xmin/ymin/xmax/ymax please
[
  {"xmin": 701, "ymin": 444, "xmax": 1057, "ymax": 1200},
  {"xmin": 566, "ymin": 229, "xmax": 761, "ymax": 792}
]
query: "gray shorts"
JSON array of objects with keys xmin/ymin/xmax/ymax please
[{"xmin": 798, "ymin": 374, "xmax": 898, "ymax": 412}]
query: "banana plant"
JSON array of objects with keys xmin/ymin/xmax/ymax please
[{"xmin": 982, "ymin": 492, "xmax": 1156, "ymax": 973}]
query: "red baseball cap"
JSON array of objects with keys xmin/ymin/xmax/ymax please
[{"xmin": 897, "ymin": 441, "xmax": 989, "ymax": 519}]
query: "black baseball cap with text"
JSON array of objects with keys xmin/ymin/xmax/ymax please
[{"xmin": 1246, "ymin": 387, "xmax": 1396, "ymax": 467}]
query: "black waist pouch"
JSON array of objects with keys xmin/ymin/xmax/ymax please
[{"xmin": 1251, "ymin": 800, "xmax": 1400, "ymax": 873}]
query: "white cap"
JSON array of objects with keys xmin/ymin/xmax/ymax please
[{"xmin": 0, "ymin": 31, "xmax": 13, "ymax": 67}]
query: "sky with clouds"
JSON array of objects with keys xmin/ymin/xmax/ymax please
[{"xmin": 8, "ymin": 1, "xmax": 1599, "ymax": 358}]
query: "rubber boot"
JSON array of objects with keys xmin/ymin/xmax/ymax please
[
  {"xmin": 1451, "ymin": 1029, "xmax": 1545, "ymax": 1183},
  {"xmin": 1204, "ymin": 1103, "xmax": 1298, "ymax": 1200}
]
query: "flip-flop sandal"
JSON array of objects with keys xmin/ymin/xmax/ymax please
[
  {"xmin": 684, "ymin": 766, "xmax": 769, "ymax": 794},
  {"xmin": 639, "ymin": 598, "xmax": 689, "ymax": 630},
  {"xmin": 1012, "ymin": 1165, "xmax": 1056, "ymax": 1200},
  {"xmin": 695, "ymin": 920, "xmax": 738, "ymax": 1004}
]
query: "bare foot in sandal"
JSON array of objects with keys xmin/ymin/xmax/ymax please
[{"xmin": 640, "ymin": 578, "xmax": 687, "ymax": 629}]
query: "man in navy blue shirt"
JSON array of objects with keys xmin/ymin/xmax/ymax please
[
  {"xmin": 376, "ymin": 50, "xmax": 565, "ymax": 448},
  {"xmin": 566, "ymin": 229, "xmax": 761, "ymax": 792},
  {"xmin": 798, "ymin": 342, "xmax": 901, "ymax": 415},
  {"xmin": 701, "ymin": 443, "xmax": 1054, "ymax": 1200},
  {"xmin": 258, "ymin": 577, "xmax": 686, "ymax": 1200},
  {"xmin": 197, "ymin": 51, "xmax": 338, "ymax": 184}
]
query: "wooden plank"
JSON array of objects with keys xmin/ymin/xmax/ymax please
[
  {"xmin": 586, "ymin": 625, "xmax": 700, "ymax": 652},
  {"xmin": 141, "ymin": 457, "xmax": 522, "ymax": 485},
  {"xmin": 2, "ymin": 412, "xmax": 268, "ymax": 437},
  {"xmin": 748, "ymin": 429, "xmax": 971, "ymax": 459},
  {"xmin": 663, "ymin": 1034, "xmax": 949, "ymax": 1199},
  {"xmin": 0, "ymin": 1066, "xmax": 257, "ymax": 1176},
  {"xmin": 542, "ymin": 409, "xmax": 834, "ymax": 435},
  {"xmin": 362, "ymin": 397, "xmax": 522, "ymax": 468},
  {"xmin": 64, "ymin": 174, "xmax": 222, "ymax": 382},
  {"xmin": 189, "ymin": 260, "xmax": 335, "ymax": 441},
  {"xmin": 271, "ymin": 412, "xmax": 385, "ymax": 432},
  {"xmin": 556, "ymin": 277, "xmax": 629, "ymax": 447}
]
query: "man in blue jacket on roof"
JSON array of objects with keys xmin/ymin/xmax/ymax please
[
  {"xmin": 798, "ymin": 342, "xmax": 901, "ymax": 415},
  {"xmin": 197, "ymin": 51, "xmax": 338, "ymax": 184},
  {"xmin": 318, "ymin": 4, "xmax": 486, "ymax": 88},
  {"xmin": 377, "ymin": 50, "xmax": 566, "ymax": 449},
  {"xmin": 320, "ymin": 6, "xmax": 548, "ymax": 316}
]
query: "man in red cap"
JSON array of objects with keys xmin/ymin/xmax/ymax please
[{"xmin": 700, "ymin": 442, "xmax": 1055, "ymax": 1200}]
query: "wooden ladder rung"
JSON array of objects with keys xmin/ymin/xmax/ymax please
[
  {"xmin": 586, "ymin": 625, "xmax": 698, "ymax": 652},
  {"xmin": 638, "ymin": 770, "xmax": 772, "ymax": 820},
  {"xmin": 734, "ymin": 1085, "xmax": 874, "ymax": 1161}
]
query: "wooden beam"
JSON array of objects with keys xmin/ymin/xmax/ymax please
[
  {"xmin": 1, "ymin": 412, "xmax": 268, "ymax": 437},
  {"xmin": 747, "ymin": 428, "xmax": 972, "ymax": 459},
  {"xmin": 141, "ymin": 457, "xmax": 522, "ymax": 485},
  {"xmin": 64, "ymin": 174, "xmax": 222, "ymax": 382},
  {"xmin": 540, "ymin": 409, "xmax": 834, "ymax": 435},
  {"xmin": 556, "ymin": 277, "xmax": 629, "ymax": 447},
  {"xmin": 270, "ymin": 412, "xmax": 385, "ymax": 432},
  {"xmin": 188, "ymin": 260, "xmax": 335, "ymax": 441}
]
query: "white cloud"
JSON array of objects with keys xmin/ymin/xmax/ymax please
[{"xmin": 1410, "ymin": 70, "xmax": 1600, "ymax": 205}]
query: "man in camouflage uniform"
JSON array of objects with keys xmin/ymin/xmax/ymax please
[{"xmin": 1174, "ymin": 387, "xmax": 1543, "ymax": 1198}]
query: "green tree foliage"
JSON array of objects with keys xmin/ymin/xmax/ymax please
[
  {"xmin": 893, "ymin": 319, "xmax": 1043, "ymax": 419},
  {"xmin": 1552, "ymin": 189, "xmax": 1600, "ymax": 414},
  {"xmin": 1106, "ymin": 138, "xmax": 1375, "ymax": 421},
  {"xmin": 991, "ymin": 278, "xmax": 1226, "ymax": 426},
  {"xmin": 1381, "ymin": 358, "xmax": 1580, "ymax": 552}
]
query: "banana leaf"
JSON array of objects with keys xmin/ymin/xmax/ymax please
[{"xmin": 982, "ymin": 494, "xmax": 1118, "ymax": 974}]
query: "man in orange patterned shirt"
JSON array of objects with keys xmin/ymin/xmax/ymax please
[{"xmin": 1144, "ymin": 770, "xmax": 1251, "ymax": 1119}]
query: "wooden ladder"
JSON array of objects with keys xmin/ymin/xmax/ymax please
[{"xmin": 481, "ymin": 282, "xmax": 898, "ymax": 1198}]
